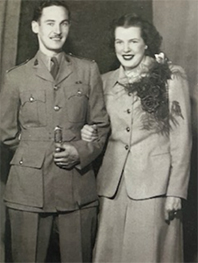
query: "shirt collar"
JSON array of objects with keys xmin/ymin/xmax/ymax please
[{"xmin": 38, "ymin": 50, "xmax": 64, "ymax": 71}]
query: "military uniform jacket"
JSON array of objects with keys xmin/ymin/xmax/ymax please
[
  {"xmin": 0, "ymin": 51, "xmax": 110, "ymax": 211},
  {"xmin": 97, "ymin": 60, "xmax": 192, "ymax": 200}
]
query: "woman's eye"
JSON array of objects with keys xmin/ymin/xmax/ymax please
[{"xmin": 115, "ymin": 41, "xmax": 122, "ymax": 45}]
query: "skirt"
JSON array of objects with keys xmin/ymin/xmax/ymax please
[{"xmin": 93, "ymin": 176, "xmax": 183, "ymax": 263}]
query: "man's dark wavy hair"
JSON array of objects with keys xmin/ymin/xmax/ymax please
[
  {"xmin": 109, "ymin": 14, "xmax": 162, "ymax": 58},
  {"xmin": 33, "ymin": 0, "xmax": 71, "ymax": 22}
]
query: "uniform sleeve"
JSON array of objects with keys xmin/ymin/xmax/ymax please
[
  {"xmin": 0, "ymin": 71, "xmax": 21, "ymax": 152},
  {"xmin": 71, "ymin": 62, "xmax": 110, "ymax": 169},
  {"xmin": 167, "ymin": 65, "xmax": 192, "ymax": 199}
]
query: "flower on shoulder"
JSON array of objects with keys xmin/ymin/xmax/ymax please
[
  {"xmin": 123, "ymin": 56, "xmax": 183, "ymax": 136},
  {"xmin": 155, "ymin": 52, "xmax": 166, "ymax": 64},
  {"xmin": 141, "ymin": 95, "xmax": 160, "ymax": 113}
]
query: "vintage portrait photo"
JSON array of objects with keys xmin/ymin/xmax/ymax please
[{"xmin": 0, "ymin": 0, "xmax": 197, "ymax": 262}]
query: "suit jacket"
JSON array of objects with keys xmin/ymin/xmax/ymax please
[
  {"xmin": 97, "ymin": 62, "xmax": 192, "ymax": 200},
  {"xmin": 0, "ymin": 51, "xmax": 110, "ymax": 211}
]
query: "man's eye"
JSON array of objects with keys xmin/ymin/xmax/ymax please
[
  {"xmin": 47, "ymin": 23, "xmax": 54, "ymax": 26},
  {"xmin": 62, "ymin": 21, "xmax": 69, "ymax": 26}
]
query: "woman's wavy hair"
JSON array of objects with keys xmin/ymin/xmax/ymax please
[{"xmin": 109, "ymin": 14, "xmax": 162, "ymax": 58}]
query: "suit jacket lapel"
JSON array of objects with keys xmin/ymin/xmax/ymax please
[{"xmin": 107, "ymin": 68, "xmax": 125, "ymax": 95}]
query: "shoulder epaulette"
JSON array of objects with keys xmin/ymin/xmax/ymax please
[{"xmin": 6, "ymin": 59, "xmax": 29, "ymax": 73}]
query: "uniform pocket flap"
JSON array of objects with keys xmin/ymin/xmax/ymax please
[
  {"xmin": 66, "ymin": 85, "xmax": 89, "ymax": 99},
  {"xmin": 10, "ymin": 146, "xmax": 45, "ymax": 168},
  {"xmin": 20, "ymin": 90, "xmax": 46, "ymax": 105}
]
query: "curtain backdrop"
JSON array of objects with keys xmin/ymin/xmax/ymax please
[
  {"xmin": 153, "ymin": 1, "xmax": 198, "ymax": 261},
  {"xmin": 0, "ymin": 1, "xmax": 21, "ymax": 262},
  {"xmin": 0, "ymin": 0, "xmax": 21, "ymax": 89}
]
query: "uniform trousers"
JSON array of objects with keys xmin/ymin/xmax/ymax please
[
  {"xmin": 93, "ymin": 176, "xmax": 183, "ymax": 263},
  {"xmin": 8, "ymin": 206, "xmax": 97, "ymax": 263}
]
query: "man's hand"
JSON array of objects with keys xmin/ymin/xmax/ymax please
[
  {"xmin": 164, "ymin": 196, "xmax": 182, "ymax": 221},
  {"xmin": 54, "ymin": 142, "xmax": 80, "ymax": 169}
]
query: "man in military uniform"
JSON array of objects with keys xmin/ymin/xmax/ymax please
[{"xmin": 0, "ymin": 1, "xmax": 109, "ymax": 262}]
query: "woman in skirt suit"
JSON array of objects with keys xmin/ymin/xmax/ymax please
[{"xmin": 81, "ymin": 14, "xmax": 192, "ymax": 262}]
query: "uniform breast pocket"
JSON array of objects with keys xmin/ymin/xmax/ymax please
[
  {"xmin": 65, "ymin": 85, "xmax": 89, "ymax": 123},
  {"xmin": 20, "ymin": 90, "xmax": 47, "ymax": 127}
]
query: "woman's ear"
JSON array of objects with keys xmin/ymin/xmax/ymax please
[{"xmin": 31, "ymin": 21, "xmax": 39, "ymax": 34}]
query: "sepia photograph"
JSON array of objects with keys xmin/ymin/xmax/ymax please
[{"xmin": 0, "ymin": 0, "xmax": 197, "ymax": 262}]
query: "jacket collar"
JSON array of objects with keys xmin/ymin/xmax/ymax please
[
  {"xmin": 105, "ymin": 67, "xmax": 126, "ymax": 94},
  {"xmin": 107, "ymin": 56, "xmax": 155, "ymax": 93},
  {"xmin": 32, "ymin": 51, "xmax": 72, "ymax": 83}
]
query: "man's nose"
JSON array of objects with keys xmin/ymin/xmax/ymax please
[{"xmin": 54, "ymin": 24, "xmax": 61, "ymax": 34}]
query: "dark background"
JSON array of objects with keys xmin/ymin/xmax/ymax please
[
  {"xmin": 17, "ymin": 0, "xmax": 152, "ymax": 74},
  {"xmin": 1, "ymin": 0, "xmax": 197, "ymax": 262}
]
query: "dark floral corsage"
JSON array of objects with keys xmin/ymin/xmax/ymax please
[{"xmin": 125, "ymin": 53, "xmax": 184, "ymax": 136}]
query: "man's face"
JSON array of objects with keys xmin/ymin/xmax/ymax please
[{"xmin": 32, "ymin": 5, "xmax": 70, "ymax": 55}]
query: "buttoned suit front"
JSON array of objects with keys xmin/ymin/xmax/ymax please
[
  {"xmin": 0, "ymin": 51, "xmax": 110, "ymax": 262},
  {"xmin": 93, "ymin": 58, "xmax": 192, "ymax": 262},
  {"xmin": 97, "ymin": 64, "xmax": 191, "ymax": 201}
]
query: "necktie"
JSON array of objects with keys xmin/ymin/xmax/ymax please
[{"xmin": 50, "ymin": 57, "xmax": 59, "ymax": 79}]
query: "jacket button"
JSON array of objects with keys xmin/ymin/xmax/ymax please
[
  {"xmin": 54, "ymin": 105, "xmax": 60, "ymax": 111},
  {"xmin": 127, "ymin": 109, "xmax": 131, "ymax": 114},
  {"xmin": 54, "ymin": 85, "xmax": 58, "ymax": 90},
  {"xmin": 19, "ymin": 160, "xmax": 23, "ymax": 165},
  {"xmin": 29, "ymin": 96, "xmax": 34, "ymax": 102},
  {"xmin": 125, "ymin": 145, "xmax": 129, "ymax": 150},
  {"xmin": 126, "ymin": 127, "xmax": 130, "ymax": 132}
]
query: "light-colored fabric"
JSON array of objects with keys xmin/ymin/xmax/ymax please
[
  {"xmin": 95, "ymin": 58, "xmax": 191, "ymax": 262},
  {"xmin": 94, "ymin": 176, "xmax": 183, "ymax": 263},
  {"xmin": 97, "ymin": 59, "xmax": 192, "ymax": 200}
]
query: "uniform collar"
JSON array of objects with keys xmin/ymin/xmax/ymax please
[
  {"xmin": 33, "ymin": 51, "xmax": 72, "ymax": 83},
  {"xmin": 37, "ymin": 50, "xmax": 64, "ymax": 71}
]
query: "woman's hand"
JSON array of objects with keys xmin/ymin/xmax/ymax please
[
  {"xmin": 164, "ymin": 196, "xmax": 182, "ymax": 221},
  {"xmin": 81, "ymin": 124, "xmax": 98, "ymax": 142}
]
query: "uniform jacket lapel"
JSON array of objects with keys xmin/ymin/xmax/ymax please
[
  {"xmin": 33, "ymin": 52, "xmax": 53, "ymax": 82},
  {"xmin": 32, "ymin": 52, "xmax": 73, "ymax": 83},
  {"xmin": 56, "ymin": 53, "xmax": 73, "ymax": 84}
]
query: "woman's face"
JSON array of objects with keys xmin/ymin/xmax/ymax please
[{"xmin": 114, "ymin": 26, "xmax": 147, "ymax": 70}]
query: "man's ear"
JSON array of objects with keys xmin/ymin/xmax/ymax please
[{"xmin": 31, "ymin": 21, "xmax": 39, "ymax": 34}]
